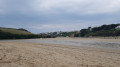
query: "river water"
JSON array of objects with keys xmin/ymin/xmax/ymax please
[{"xmin": 3, "ymin": 38, "xmax": 120, "ymax": 50}]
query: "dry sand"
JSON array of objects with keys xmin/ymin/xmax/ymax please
[{"xmin": 0, "ymin": 38, "xmax": 120, "ymax": 67}]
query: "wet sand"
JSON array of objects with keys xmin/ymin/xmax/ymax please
[{"xmin": 0, "ymin": 38, "xmax": 120, "ymax": 67}]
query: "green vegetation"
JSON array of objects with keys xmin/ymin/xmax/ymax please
[
  {"xmin": 1, "ymin": 23, "xmax": 120, "ymax": 39},
  {"xmin": 0, "ymin": 28, "xmax": 56, "ymax": 39},
  {"xmin": 0, "ymin": 28, "xmax": 31, "ymax": 35},
  {"xmin": 53, "ymin": 23, "xmax": 120, "ymax": 37},
  {"xmin": 75, "ymin": 24, "xmax": 120, "ymax": 37}
]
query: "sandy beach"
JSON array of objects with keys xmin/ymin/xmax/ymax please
[{"xmin": 0, "ymin": 38, "xmax": 120, "ymax": 67}]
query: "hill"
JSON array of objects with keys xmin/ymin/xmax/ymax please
[
  {"xmin": 0, "ymin": 28, "xmax": 32, "ymax": 35},
  {"xmin": 74, "ymin": 23, "xmax": 120, "ymax": 37},
  {"xmin": 52, "ymin": 23, "xmax": 120, "ymax": 37},
  {"xmin": 0, "ymin": 27, "xmax": 55, "ymax": 39}
]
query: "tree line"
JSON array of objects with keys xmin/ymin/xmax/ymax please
[{"xmin": 74, "ymin": 24, "xmax": 120, "ymax": 37}]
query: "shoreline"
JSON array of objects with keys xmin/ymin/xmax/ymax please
[
  {"xmin": 0, "ymin": 36, "xmax": 120, "ymax": 40},
  {"xmin": 1, "ymin": 37, "xmax": 120, "ymax": 50}
]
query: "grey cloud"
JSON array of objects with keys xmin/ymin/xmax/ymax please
[
  {"xmin": 1, "ymin": 0, "xmax": 120, "ymax": 14},
  {"xmin": 0, "ymin": 0, "xmax": 120, "ymax": 33}
]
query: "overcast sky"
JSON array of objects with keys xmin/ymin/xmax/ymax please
[{"xmin": 0, "ymin": 0, "xmax": 120, "ymax": 33}]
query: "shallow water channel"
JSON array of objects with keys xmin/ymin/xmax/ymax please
[{"xmin": 4, "ymin": 38, "xmax": 120, "ymax": 50}]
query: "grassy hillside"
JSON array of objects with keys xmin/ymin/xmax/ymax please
[
  {"xmin": 0, "ymin": 27, "xmax": 56, "ymax": 39},
  {"xmin": 0, "ymin": 28, "xmax": 32, "ymax": 35}
]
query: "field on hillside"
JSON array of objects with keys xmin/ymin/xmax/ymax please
[{"xmin": 0, "ymin": 28, "xmax": 31, "ymax": 35}]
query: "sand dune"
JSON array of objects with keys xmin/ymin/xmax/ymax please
[{"xmin": 0, "ymin": 38, "xmax": 120, "ymax": 67}]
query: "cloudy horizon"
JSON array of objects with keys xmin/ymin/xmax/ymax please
[{"xmin": 0, "ymin": 0, "xmax": 120, "ymax": 33}]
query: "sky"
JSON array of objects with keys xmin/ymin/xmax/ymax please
[{"xmin": 0, "ymin": 0, "xmax": 120, "ymax": 33}]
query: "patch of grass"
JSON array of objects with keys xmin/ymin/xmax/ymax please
[{"xmin": 0, "ymin": 28, "xmax": 32, "ymax": 35}]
